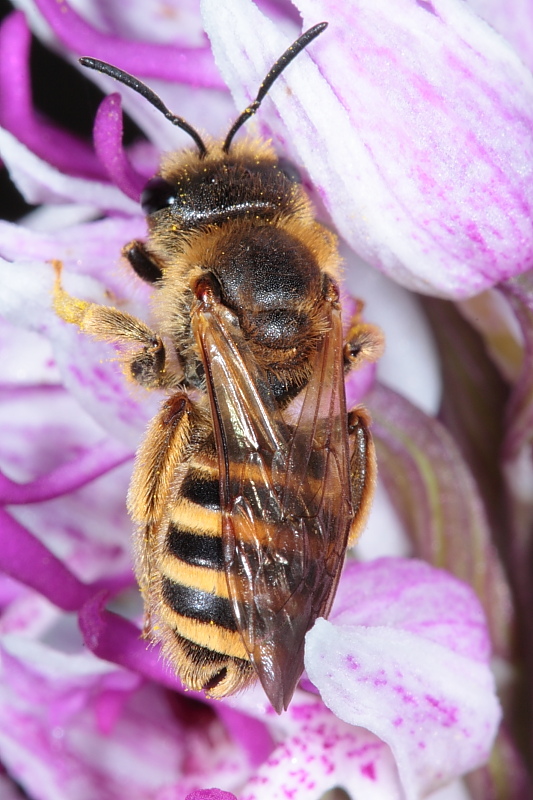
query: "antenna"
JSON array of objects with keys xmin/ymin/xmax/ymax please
[
  {"xmin": 223, "ymin": 22, "xmax": 327, "ymax": 153},
  {"xmin": 79, "ymin": 57, "xmax": 208, "ymax": 158}
]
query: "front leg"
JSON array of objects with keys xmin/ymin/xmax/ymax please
[{"xmin": 53, "ymin": 260, "xmax": 180, "ymax": 389}]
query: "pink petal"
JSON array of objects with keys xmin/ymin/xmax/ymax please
[
  {"xmin": 78, "ymin": 595, "xmax": 274, "ymax": 768},
  {"xmin": 0, "ymin": 588, "xmax": 61, "ymax": 638},
  {"xmin": 0, "ymin": 260, "xmax": 156, "ymax": 446},
  {"xmin": 0, "ymin": 216, "xmax": 147, "ymax": 298},
  {"xmin": 33, "ymin": 0, "xmax": 224, "ymax": 88},
  {"xmin": 331, "ymin": 559, "xmax": 490, "ymax": 662},
  {"xmin": 305, "ymin": 559, "xmax": 501, "ymax": 799},
  {"xmin": 204, "ymin": 0, "xmax": 533, "ymax": 298},
  {"xmin": 186, "ymin": 791, "xmax": 238, "ymax": 800},
  {"xmin": 0, "ymin": 127, "xmax": 139, "ymax": 212},
  {"xmin": 0, "ymin": 319, "xmax": 59, "ymax": 386},
  {"xmin": 465, "ymin": 0, "xmax": 533, "ymax": 73},
  {"xmin": 0, "ymin": 637, "xmax": 250, "ymax": 800},
  {"xmin": 93, "ymin": 94, "xmax": 146, "ymax": 201},
  {"xmin": 0, "ymin": 12, "xmax": 106, "ymax": 180},
  {"xmin": 0, "ymin": 438, "xmax": 132, "ymax": 504}
]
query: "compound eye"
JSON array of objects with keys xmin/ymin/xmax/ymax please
[
  {"xmin": 277, "ymin": 157, "xmax": 301, "ymax": 184},
  {"xmin": 141, "ymin": 176, "xmax": 176, "ymax": 214}
]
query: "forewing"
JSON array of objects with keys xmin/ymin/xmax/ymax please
[{"xmin": 191, "ymin": 293, "xmax": 353, "ymax": 712}]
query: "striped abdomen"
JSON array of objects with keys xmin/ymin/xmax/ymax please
[{"xmin": 155, "ymin": 451, "xmax": 255, "ymax": 697}]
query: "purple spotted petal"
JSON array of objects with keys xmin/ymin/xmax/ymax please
[
  {"xmin": 32, "ymin": 0, "xmax": 224, "ymax": 88},
  {"xmin": 306, "ymin": 558, "xmax": 501, "ymax": 799},
  {"xmin": 0, "ymin": 12, "xmax": 105, "ymax": 180},
  {"xmin": 368, "ymin": 382, "xmax": 514, "ymax": 659},
  {"xmin": 0, "ymin": 260, "xmax": 156, "ymax": 445},
  {"xmin": 186, "ymin": 791, "xmax": 238, "ymax": 800},
  {"xmin": 240, "ymin": 699, "xmax": 403, "ymax": 799},
  {"xmin": 93, "ymin": 94, "xmax": 146, "ymax": 201},
  {"xmin": 204, "ymin": 0, "xmax": 533, "ymax": 298}
]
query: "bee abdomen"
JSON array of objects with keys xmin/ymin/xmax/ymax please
[
  {"xmin": 161, "ymin": 577, "xmax": 237, "ymax": 631},
  {"xmin": 180, "ymin": 469, "xmax": 220, "ymax": 510},
  {"xmin": 167, "ymin": 524, "xmax": 224, "ymax": 570},
  {"xmin": 156, "ymin": 463, "xmax": 249, "ymax": 668}
]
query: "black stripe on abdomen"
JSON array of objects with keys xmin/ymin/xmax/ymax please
[
  {"xmin": 166, "ymin": 524, "xmax": 225, "ymax": 570},
  {"xmin": 180, "ymin": 471, "xmax": 220, "ymax": 511},
  {"xmin": 161, "ymin": 577, "xmax": 236, "ymax": 631}
]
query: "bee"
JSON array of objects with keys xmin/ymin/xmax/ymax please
[{"xmin": 54, "ymin": 23, "xmax": 384, "ymax": 713}]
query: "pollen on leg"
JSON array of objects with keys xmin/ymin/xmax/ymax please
[{"xmin": 52, "ymin": 259, "xmax": 91, "ymax": 326}]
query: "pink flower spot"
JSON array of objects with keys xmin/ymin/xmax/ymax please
[
  {"xmin": 288, "ymin": 769, "xmax": 307, "ymax": 784},
  {"xmin": 418, "ymin": 741, "xmax": 427, "ymax": 750},
  {"xmin": 393, "ymin": 717, "xmax": 403, "ymax": 727},
  {"xmin": 425, "ymin": 695, "xmax": 459, "ymax": 727},
  {"xmin": 346, "ymin": 654, "xmax": 360, "ymax": 670},
  {"xmin": 320, "ymin": 755, "xmax": 335, "ymax": 775},
  {"xmin": 373, "ymin": 677, "xmax": 387, "ymax": 686},
  {"xmin": 360, "ymin": 761, "xmax": 377, "ymax": 781},
  {"xmin": 393, "ymin": 685, "xmax": 416, "ymax": 704}
]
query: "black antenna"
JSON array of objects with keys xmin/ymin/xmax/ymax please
[
  {"xmin": 79, "ymin": 57, "xmax": 208, "ymax": 158},
  {"xmin": 223, "ymin": 22, "xmax": 327, "ymax": 153}
]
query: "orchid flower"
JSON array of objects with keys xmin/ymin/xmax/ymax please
[{"xmin": 0, "ymin": 0, "xmax": 530, "ymax": 798}]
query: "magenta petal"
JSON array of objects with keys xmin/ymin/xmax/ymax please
[
  {"xmin": 186, "ymin": 791, "xmax": 238, "ymax": 800},
  {"xmin": 345, "ymin": 362, "xmax": 376, "ymax": 407},
  {"xmin": 0, "ymin": 508, "xmax": 92, "ymax": 611},
  {"xmin": 0, "ymin": 12, "xmax": 106, "ymax": 180},
  {"xmin": 79, "ymin": 595, "xmax": 274, "ymax": 766},
  {"xmin": 0, "ymin": 438, "xmax": 133, "ymax": 504},
  {"xmin": 79, "ymin": 593, "xmax": 182, "ymax": 690},
  {"xmin": 33, "ymin": 0, "xmax": 224, "ymax": 88},
  {"xmin": 93, "ymin": 95, "xmax": 146, "ymax": 201}
]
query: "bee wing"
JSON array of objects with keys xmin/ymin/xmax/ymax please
[{"xmin": 192, "ymin": 292, "xmax": 353, "ymax": 713}]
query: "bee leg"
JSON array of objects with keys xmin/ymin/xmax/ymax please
[
  {"xmin": 123, "ymin": 240, "xmax": 163, "ymax": 284},
  {"xmin": 129, "ymin": 392, "xmax": 194, "ymax": 525},
  {"xmin": 346, "ymin": 406, "xmax": 376, "ymax": 546},
  {"xmin": 127, "ymin": 393, "xmax": 195, "ymax": 636},
  {"xmin": 343, "ymin": 301, "xmax": 384, "ymax": 372},
  {"xmin": 52, "ymin": 260, "xmax": 180, "ymax": 389}
]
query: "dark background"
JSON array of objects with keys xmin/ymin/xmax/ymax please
[{"xmin": 0, "ymin": 0, "xmax": 140, "ymax": 221}]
